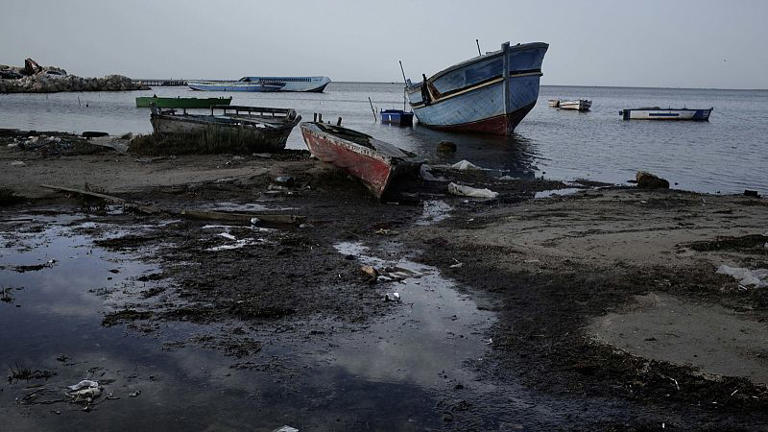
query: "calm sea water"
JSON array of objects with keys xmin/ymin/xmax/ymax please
[{"xmin": 1, "ymin": 83, "xmax": 766, "ymax": 195}]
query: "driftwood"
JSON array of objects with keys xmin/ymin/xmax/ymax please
[{"xmin": 40, "ymin": 184, "xmax": 305, "ymax": 225}]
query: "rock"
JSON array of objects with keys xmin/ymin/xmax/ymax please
[
  {"xmin": 360, "ymin": 265, "xmax": 378, "ymax": 279},
  {"xmin": 436, "ymin": 140, "xmax": 457, "ymax": 153},
  {"xmin": 636, "ymin": 171, "xmax": 670, "ymax": 189},
  {"xmin": 23, "ymin": 58, "xmax": 43, "ymax": 75},
  {"xmin": 10, "ymin": 160, "xmax": 26, "ymax": 167}
]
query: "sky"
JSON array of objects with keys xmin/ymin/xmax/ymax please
[{"xmin": 1, "ymin": 0, "xmax": 767, "ymax": 89}]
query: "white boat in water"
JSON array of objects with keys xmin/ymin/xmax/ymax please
[
  {"xmin": 558, "ymin": 99, "xmax": 591, "ymax": 111},
  {"xmin": 620, "ymin": 107, "xmax": 713, "ymax": 121}
]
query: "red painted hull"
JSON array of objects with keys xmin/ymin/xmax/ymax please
[
  {"xmin": 422, "ymin": 103, "xmax": 536, "ymax": 135},
  {"xmin": 301, "ymin": 124, "xmax": 417, "ymax": 199}
]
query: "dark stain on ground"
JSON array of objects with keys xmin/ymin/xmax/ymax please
[{"xmin": 686, "ymin": 234, "xmax": 768, "ymax": 254}]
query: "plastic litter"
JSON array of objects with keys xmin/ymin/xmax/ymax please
[
  {"xmin": 67, "ymin": 380, "xmax": 99, "ymax": 391},
  {"xmin": 67, "ymin": 380, "xmax": 102, "ymax": 403},
  {"xmin": 10, "ymin": 160, "xmax": 26, "ymax": 167},
  {"xmin": 450, "ymin": 160, "xmax": 485, "ymax": 171},
  {"xmin": 218, "ymin": 232, "xmax": 237, "ymax": 241},
  {"xmin": 384, "ymin": 292, "xmax": 401, "ymax": 302},
  {"xmin": 447, "ymin": 182, "xmax": 498, "ymax": 199},
  {"xmin": 272, "ymin": 426, "xmax": 299, "ymax": 432},
  {"xmin": 716, "ymin": 265, "xmax": 768, "ymax": 288}
]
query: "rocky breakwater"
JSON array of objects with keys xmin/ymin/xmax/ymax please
[{"xmin": 0, "ymin": 58, "xmax": 149, "ymax": 93}]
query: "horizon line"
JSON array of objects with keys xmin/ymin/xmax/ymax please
[{"xmin": 329, "ymin": 81, "xmax": 768, "ymax": 92}]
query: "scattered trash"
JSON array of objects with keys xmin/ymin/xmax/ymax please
[
  {"xmin": 636, "ymin": 171, "xmax": 670, "ymax": 189},
  {"xmin": 272, "ymin": 426, "xmax": 299, "ymax": 432},
  {"xmin": 218, "ymin": 232, "xmax": 237, "ymax": 241},
  {"xmin": 67, "ymin": 380, "xmax": 102, "ymax": 403},
  {"xmin": 451, "ymin": 160, "xmax": 485, "ymax": 171},
  {"xmin": 716, "ymin": 264, "xmax": 768, "ymax": 288},
  {"xmin": 374, "ymin": 228, "xmax": 398, "ymax": 236},
  {"xmin": 449, "ymin": 258, "xmax": 464, "ymax": 269},
  {"xmin": 10, "ymin": 160, "xmax": 26, "ymax": 167},
  {"xmin": 447, "ymin": 182, "xmax": 498, "ymax": 199},
  {"xmin": 249, "ymin": 217, "xmax": 261, "ymax": 225},
  {"xmin": 273, "ymin": 176, "xmax": 295, "ymax": 186},
  {"xmin": 417, "ymin": 200, "xmax": 453, "ymax": 225},
  {"xmin": 128, "ymin": 390, "xmax": 141, "ymax": 398},
  {"xmin": 384, "ymin": 292, "xmax": 401, "ymax": 302}
]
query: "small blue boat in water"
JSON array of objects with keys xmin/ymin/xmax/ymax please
[
  {"xmin": 620, "ymin": 107, "xmax": 713, "ymax": 121},
  {"xmin": 404, "ymin": 41, "xmax": 548, "ymax": 135},
  {"xmin": 380, "ymin": 109, "xmax": 414, "ymax": 126}
]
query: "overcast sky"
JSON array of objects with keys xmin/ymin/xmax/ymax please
[{"xmin": 2, "ymin": 0, "xmax": 767, "ymax": 89}]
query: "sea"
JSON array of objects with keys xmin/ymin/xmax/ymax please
[{"xmin": 1, "ymin": 83, "xmax": 766, "ymax": 195}]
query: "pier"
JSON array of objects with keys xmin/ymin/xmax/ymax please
[{"xmin": 132, "ymin": 79, "xmax": 188, "ymax": 87}]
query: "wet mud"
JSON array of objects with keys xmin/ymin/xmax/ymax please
[{"xmin": 2, "ymin": 150, "xmax": 768, "ymax": 431}]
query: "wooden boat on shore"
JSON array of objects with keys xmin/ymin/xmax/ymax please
[
  {"xmin": 300, "ymin": 121, "xmax": 422, "ymax": 199},
  {"xmin": 548, "ymin": 99, "xmax": 560, "ymax": 108},
  {"xmin": 188, "ymin": 79, "xmax": 285, "ymax": 92},
  {"xmin": 620, "ymin": 107, "xmax": 713, "ymax": 121},
  {"xmin": 150, "ymin": 105, "xmax": 300, "ymax": 152},
  {"xmin": 136, "ymin": 96, "xmax": 232, "ymax": 108},
  {"xmin": 557, "ymin": 99, "xmax": 591, "ymax": 112},
  {"xmin": 404, "ymin": 41, "xmax": 548, "ymax": 135},
  {"xmin": 380, "ymin": 109, "xmax": 414, "ymax": 126}
]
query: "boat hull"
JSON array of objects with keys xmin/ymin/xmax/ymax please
[
  {"xmin": 621, "ymin": 108, "xmax": 712, "ymax": 121},
  {"xmin": 300, "ymin": 123, "xmax": 421, "ymax": 199},
  {"xmin": 187, "ymin": 82, "xmax": 284, "ymax": 92},
  {"xmin": 150, "ymin": 108, "xmax": 300, "ymax": 153},
  {"xmin": 380, "ymin": 110, "xmax": 414, "ymax": 126},
  {"xmin": 136, "ymin": 96, "xmax": 232, "ymax": 108},
  {"xmin": 240, "ymin": 76, "xmax": 331, "ymax": 92},
  {"xmin": 558, "ymin": 100, "xmax": 591, "ymax": 111},
  {"xmin": 406, "ymin": 41, "xmax": 548, "ymax": 135}
]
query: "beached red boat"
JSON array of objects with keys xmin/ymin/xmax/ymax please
[{"xmin": 300, "ymin": 122, "xmax": 422, "ymax": 199}]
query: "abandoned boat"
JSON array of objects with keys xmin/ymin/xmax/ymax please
[
  {"xmin": 620, "ymin": 107, "xmax": 713, "ymax": 121},
  {"xmin": 136, "ymin": 96, "xmax": 232, "ymax": 108},
  {"xmin": 150, "ymin": 105, "xmax": 301, "ymax": 152},
  {"xmin": 187, "ymin": 79, "xmax": 285, "ymax": 92},
  {"xmin": 300, "ymin": 121, "xmax": 422, "ymax": 199},
  {"xmin": 380, "ymin": 109, "xmax": 414, "ymax": 126},
  {"xmin": 557, "ymin": 99, "xmax": 592, "ymax": 112},
  {"xmin": 238, "ymin": 76, "xmax": 331, "ymax": 92},
  {"xmin": 404, "ymin": 41, "xmax": 548, "ymax": 135}
]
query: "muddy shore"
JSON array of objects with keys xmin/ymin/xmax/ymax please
[{"xmin": 2, "ymin": 136, "xmax": 768, "ymax": 431}]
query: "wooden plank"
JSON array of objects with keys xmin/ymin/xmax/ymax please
[{"xmin": 40, "ymin": 184, "xmax": 305, "ymax": 225}]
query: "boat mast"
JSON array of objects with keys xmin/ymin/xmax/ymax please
[
  {"xmin": 398, "ymin": 60, "xmax": 408, "ymax": 111},
  {"xmin": 476, "ymin": 39, "xmax": 481, "ymax": 56}
]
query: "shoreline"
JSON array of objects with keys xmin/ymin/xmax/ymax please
[{"xmin": 2, "ymin": 136, "xmax": 768, "ymax": 429}]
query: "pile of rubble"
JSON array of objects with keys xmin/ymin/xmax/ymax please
[{"xmin": 0, "ymin": 57, "xmax": 148, "ymax": 93}]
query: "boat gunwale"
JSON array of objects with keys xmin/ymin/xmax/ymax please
[{"xmin": 405, "ymin": 41, "xmax": 549, "ymax": 92}]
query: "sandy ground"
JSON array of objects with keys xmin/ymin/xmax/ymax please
[{"xmin": 3, "ymin": 134, "xmax": 768, "ymax": 430}]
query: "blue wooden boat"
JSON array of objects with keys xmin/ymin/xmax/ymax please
[
  {"xmin": 239, "ymin": 76, "xmax": 331, "ymax": 92},
  {"xmin": 188, "ymin": 79, "xmax": 286, "ymax": 92},
  {"xmin": 620, "ymin": 107, "xmax": 713, "ymax": 121},
  {"xmin": 404, "ymin": 41, "xmax": 548, "ymax": 135},
  {"xmin": 380, "ymin": 109, "xmax": 414, "ymax": 126}
]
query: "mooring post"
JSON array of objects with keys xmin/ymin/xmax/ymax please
[
  {"xmin": 336, "ymin": 117, "xmax": 342, "ymax": 126},
  {"xmin": 368, "ymin": 97, "xmax": 377, "ymax": 122}
]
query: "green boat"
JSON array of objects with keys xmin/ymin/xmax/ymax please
[{"xmin": 135, "ymin": 96, "xmax": 232, "ymax": 108}]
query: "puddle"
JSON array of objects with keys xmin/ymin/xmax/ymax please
[
  {"xmin": 0, "ymin": 215, "xmax": 474, "ymax": 430},
  {"xmin": 203, "ymin": 202, "xmax": 296, "ymax": 212},
  {"xmin": 534, "ymin": 188, "xmax": 583, "ymax": 199},
  {"xmin": 416, "ymin": 200, "xmax": 453, "ymax": 226},
  {"xmin": 589, "ymin": 292, "xmax": 768, "ymax": 384},
  {"xmin": 331, "ymin": 242, "xmax": 496, "ymax": 386}
]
